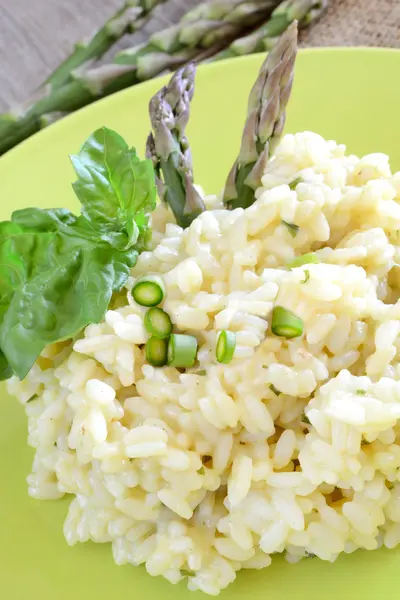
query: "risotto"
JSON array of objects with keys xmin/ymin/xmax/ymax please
[{"xmin": 8, "ymin": 131, "xmax": 400, "ymax": 595}]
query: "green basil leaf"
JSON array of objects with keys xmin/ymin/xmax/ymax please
[
  {"xmin": 0, "ymin": 126, "xmax": 156, "ymax": 381},
  {"xmin": 0, "ymin": 220, "xmax": 137, "ymax": 379},
  {"xmin": 0, "ymin": 220, "xmax": 55, "ymax": 377},
  {"xmin": 0, "ymin": 349, "xmax": 13, "ymax": 381},
  {"xmin": 11, "ymin": 207, "xmax": 78, "ymax": 231},
  {"xmin": 70, "ymin": 127, "xmax": 156, "ymax": 250}
]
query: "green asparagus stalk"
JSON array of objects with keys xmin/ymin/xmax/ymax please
[
  {"xmin": 146, "ymin": 64, "xmax": 206, "ymax": 229},
  {"xmin": 39, "ymin": 112, "xmax": 68, "ymax": 128},
  {"xmin": 114, "ymin": 0, "xmax": 280, "ymax": 70},
  {"xmin": 212, "ymin": 0, "xmax": 327, "ymax": 61},
  {"xmin": 0, "ymin": 64, "xmax": 140, "ymax": 156},
  {"xmin": 223, "ymin": 20, "xmax": 298, "ymax": 210},
  {"xmin": 45, "ymin": 0, "xmax": 165, "ymax": 89},
  {"xmin": 0, "ymin": 0, "xmax": 281, "ymax": 156}
]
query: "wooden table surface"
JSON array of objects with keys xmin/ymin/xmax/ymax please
[{"xmin": 0, "ymin": 0, "xmax": 399, "ymax": 111}]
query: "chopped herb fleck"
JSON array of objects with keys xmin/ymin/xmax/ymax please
[
  {"xmin": 282, "ymin": 220, "xmax": 300, "ymax": 237},
  {"xmin": 301, "ymin": 269, "xmax": 310, "ymax": 284},
  {"xmin": 356, "ymin": 389, "xmax": 367, "ymax": 395},
  {"xmin": 289, "ymin": 176, "xmax": 302, "ymax": 190},
  {"xmin": 27, "ymin": 394, "xmax": 38, "ymax": 403},
  {"xmin": 270, "ymin": 384, "xmax": 281, "ymax": 396},
  {"xmin": 181, "ymin": 569, "xmax": 196, "ymax": 578},
  {"xmin": 302, "ymin": 414, "xmax": 311, "ymax": 425}
]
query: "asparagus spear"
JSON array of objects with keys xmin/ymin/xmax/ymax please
[
  {"xmin": 114, "ymin": 0, "xmax": 280, "ymax": 69},
  {"xmin": 146, "ymin": 64, "xmax": 206, "ymax": 229},
  {"xmin": 212, "ymin": 0, "xmax": 327, "ymax": 61},
  {"xmin": 39, "ymin": 112, "xmax": 68, "ymax": 128},
  {"xmin": 223, "ymin": 21, "xmax": 298, "ymax": 210},
  {"xmin": 45, "ymin": 0, "xmax": 165, "ymax": 90},
  {"xmin": 0, "ymin": 0, "xmax": 280, "ymax": 156},
  {"xmin": 0, "ymin": 64, "xmax": 140, "ymax": 156}
]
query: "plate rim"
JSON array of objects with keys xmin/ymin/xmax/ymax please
[{"xmin": 1, "ymin": 43, "xmax": 400, "ymax": 600}]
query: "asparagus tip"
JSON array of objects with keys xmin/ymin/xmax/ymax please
[
  {"xmin": 147, "ymin": 64, "xmax": 205, "ymax": 228},
  {"xmin": 223, "ymin": 20, "xmax": 299, "ymax": 209}
]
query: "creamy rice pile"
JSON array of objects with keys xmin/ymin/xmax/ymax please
[{"xmin": 9, "ymin": 131, "xmax": 400, "ymax": 595}]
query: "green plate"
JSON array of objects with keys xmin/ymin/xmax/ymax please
[{"xmin": 1, "ymin": 48, "xmax": 400, "ymax": 600}]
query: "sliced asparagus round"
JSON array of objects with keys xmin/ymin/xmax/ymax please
[
  {"xmin": 146, "ymin": 336, "xmax": 168, "ymax": 366},
  {"xmin": 144, "ymin": 308, "xmax": 173, "ymax": 338},
  {"xmin": 132, "ymin": 276, "xmax": 165, "ymax": 306},
  {"xmin": 167, "ymin": 334, "xmax": 198, "ymax": 368},
  {"xmin": 216, "ymin": 330, "xmax": 236, "ymax": 363},
  {"xmin": 271, "ymin": 306, "xmax": 304, "ymax": 338},
  {"xmin": 287, "ymin": 252, "xmax": 320, "ymax": 268}
]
